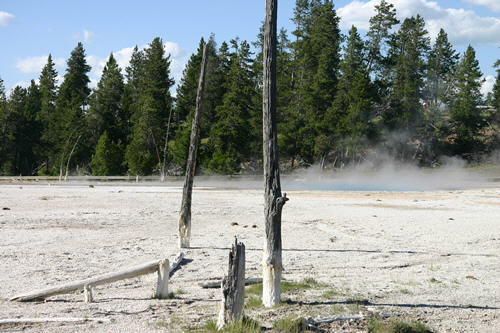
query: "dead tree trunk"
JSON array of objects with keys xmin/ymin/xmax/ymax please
[
  {"xmin": 262, "ymin": 0, "xmax": 288, "ymax": 308},
  {"xmin": 217, "ymin": 239, "xmax": 245, "ymax": 330},
  {"xmin": 178, "ymin": 42, "xmax": 209, "ymax": 248},
  {"xmin": 160, "ymin": 107, "xmax": 173, "ymax": 182},
  {"xmin": 64, "ymin": 134, "xmax": 81, "ymax": 181}
]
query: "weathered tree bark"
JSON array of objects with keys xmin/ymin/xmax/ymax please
[
  {"xmin": 262, "ymin": 0, "xmax": 288, "ymax": 308},
  {"xmin": 217, "ymin": 239, "xmax": 245, "ymax": 330},
  {"xmin": 10, "ymin": 253, "xmax": 184, "ymax": 302},
  {"xmin": 178, "ymin": 42, "xmax": 209, "ymax": 248}
]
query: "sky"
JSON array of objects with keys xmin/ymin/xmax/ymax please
[{"xmin": 0, "ymin": 0, "xmax": 499, "ymax": 97}]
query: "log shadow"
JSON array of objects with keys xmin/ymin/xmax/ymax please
[
  {"xmin": 287, "ymin": 299, "xmax": 499, "ymax": 311},
  {"xmin": 189, "ymin": 246, "xmax": 493, "ymax": 257},
  {"xmin": 169, "ymin": 258, "xmax": 193, "ymax": 278}
]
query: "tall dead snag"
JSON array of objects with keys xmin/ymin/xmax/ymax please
[
  {"xmin": 262, "ymin": 0, "xmax": 288, "ymax": 308},
  {"xmin": 217, "ymin": 239, "xmax": 245, "ymax": 330},
  {"xmin": 178, "ymin": 42, "xmax": 209, "ymax": 248}
]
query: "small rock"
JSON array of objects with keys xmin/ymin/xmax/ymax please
[
  {"xmin": 230, "ymin": 222, "xmax": 238, "ymax": 226},
  {"xmin": 252, "ymin": 224, "xmax": 257, "ymax": 228}
]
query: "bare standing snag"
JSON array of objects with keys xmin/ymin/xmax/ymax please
[
  {"xmin": 262, "ymin": 0, "xmax": 288, "ymax": 308},
  {"xmin": 178, "ymin": 42, "xmax": 209, "ymax": 248}
]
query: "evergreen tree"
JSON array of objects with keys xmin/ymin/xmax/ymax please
[
  {"xmin": 89, "ymin": 131, "xmax": 124, "ymax": 175},
  {"xmin": 4, "ymin": 86, "xmax": 27, "ymax": 175},
  {"xmin": 22, "ymin": 80, "xmax": 42, "ymax": 175},
  {"xmin": 420, "ymin": 29, "xmax": 459, "ymax": 162},
  {"xmin": 208, "ymin": 39, "xmax": 255, "ymax": 173},
  {"xmin": 0, "ymin": 77, "xmax": 10, "ymax": 174},
  {"xmin": 55, "ymin": 42, "xmax": 92, "ymax": 174},
  {"xmin": 424, "ymin": 29, "xmax": 459, "ymax": 108},
  {"xmin": 365, "ymin": 0, "xmax": 399, "ymax": 76},
  {"xmin": 38, "ymin": 55, "xmax": 58, "ymax": 174},
  {"xmin": 172, "ymin": 36, "xmax": 223, "ymax": 171},
  {"xmin": 449, "ymin": 45, "xmax": 486, "ymax": 157},
  {"xmin": 385, "ymin": 15, "xmax": 430, "ymax": 132},
  {"xmin": 493, "ymin": 59, "xmax": 500, "ymax": 112},
  {"xmin": 285, "ymin": 0, "xmax": 342, "ymax": 164},
  {"xmin": 125, "ymin": 37, "xmax": 174, "ymax": 175},
  {"xmin": 88, "ymin": 54, "xmax": 126, "ymax": 152},
  {"xmin": 326, "ymin": 26, "xmax": 375, "ymax": 164}
]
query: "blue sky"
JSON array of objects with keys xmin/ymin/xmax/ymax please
[{"xmin": 1, "ymin": 0, "xmax": 499, "ymax": 96}]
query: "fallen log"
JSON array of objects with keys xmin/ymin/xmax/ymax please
[
  {"xmin": 10, "ymin": 252, "xmax": 185, "ymax": 302},
  {"xmin": 0, "ymin": 317, "xmax": 109, "ymax": 325},
  {"xmin": 199, "ymin": 277, "xmax": 262, "ymax": 289},
  {"xmin": 303, "ymin": 313, "xmax": 397, "ymax": 326}
]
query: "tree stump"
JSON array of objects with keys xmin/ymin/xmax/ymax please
[
  {"xmin": 155, "ymin": 259, "xmax": 169, "ymax": 299},
  {"xmin": 217, "ymin": 239, "xmax": 245, "ymax": 330}
]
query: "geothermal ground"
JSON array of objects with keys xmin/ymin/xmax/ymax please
[{"xmin": 0, "ymin": 175, "xmax": 499, "ymax": 332}]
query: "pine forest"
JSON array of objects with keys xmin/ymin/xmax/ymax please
[{"xmin": 1, "ymin": 0, "xmax": 499, "ymax": 177}]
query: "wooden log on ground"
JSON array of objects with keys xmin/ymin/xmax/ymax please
[
  {"xmin": 178, "ymin": 42, "xmax": 209, "ymax": 248},
  {"xmin": 217, "ymin": 239, "xmax": 245, "ymax": 330},
  {"xmin": 199, "ymin": 277, "xmax": 262, "ymax": 289},
  {"xmin": 10, "ymin": 253, "xmax": 185, "ymax": 302},
  {"xmin": 0, "ymin": 317, "xmax": 109, "ymax": 325},
  {"xmin": 262, "ymin": 0, "xmax": 288, "ymax": 308},
  {"xmin": 303, "ymin": 313, "xmax": 397, "ymax": 327}
]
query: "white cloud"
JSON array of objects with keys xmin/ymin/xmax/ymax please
[
  {"xmin": 113, "ymin": 46, "xmax": 136, "ymax": 71},
  {"xmin": 464, "ymin": 0, "xmax": 500, "ymax": 12},
  {"xmin": 163, "ymin": 42, "xmax": 190, "ymax": 85},
  {"xmin": 0, "ymin": 11, "xmax": 14, "ymax": 27},
  {"xmin": 481, "ymin": 75, "xmax": 495, "ymax": 97},
  {"xmin": 83, "ymin": 29, "xmax": 95, "ymax": 43},
  {"xmin": 337, "ymin": 0, "xmax": 500, "ymax": 45},
  {"xmin": 15, "ymin": 55, "xmax": 65, "ymax": 74},
  {"xmin": 72, "ymin": 29, "xmax": 95, "ymax": 43}
]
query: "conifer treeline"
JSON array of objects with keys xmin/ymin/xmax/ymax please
[{"xmin": 0, "ymin": 0, "xmax": 499, "ymax": 176}]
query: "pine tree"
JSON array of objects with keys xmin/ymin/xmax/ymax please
[
  {"xmin": 365, "ymin": 0, "xmax": 399, "ymax": 76},
  {"xmin": 88, "ymin": 54, "xmax": 126, "ymax": 153},
  {"xmin": 493, "ymin": 59, "xmax": 500, "ymax": 112},
  {"xmin": 4, "ymin": 86, "xmax": 27, "ymax": 175},
  {"xmin": 424, "ymin": 29, "xmax": 459, "ymax": 108},
  {"xmin": 208, "ymin": 39, "xmax": 255, "ymax": 173},
  {"xmin": 89, "ymin": 131, "xmax": 124, "ymax": 175},
  {"xmin": 326, "ymin": 26, "xmax": 374, "ymax": 165},
  {"xmin": 385, "ymin": 15, "xmax": 430, "ymax": 132},
  {"xmin": 55, "ymin": 42, "xmax": 92, "ymax": 174},
  {"xmin": 38, "ymin": 55, "xmax": 58, "ymax": 174},
  {"xmin": 449, "ymin": 45, "xmax": 485, "ymax": 157},
  {"xmin": 22, "ymin": 80, "xmax": 42, "ymax": 175},
  {"xmin": 0, "ymin": 77, "xmax": 10, "ymax": 174},
  {"xmin": 172, "ymin": 36, "xmax": 222, "ymax": 170},
  {"xmin": 285, "ymin": 0, "xmax": 342, "ymax": 164},
  {"xmin": 125, "ymin": 37, "xmax": 174, "ymax": 175}
]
